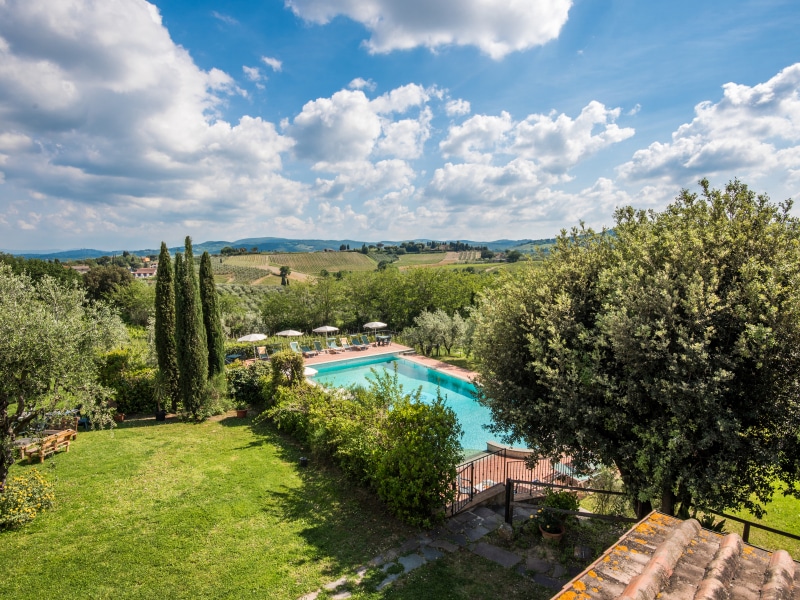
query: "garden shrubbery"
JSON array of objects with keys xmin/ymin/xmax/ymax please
[
  {"xmin": 97, "ymin": 348, "xmax": 158, "ymax": 415},
  {"xmin": 0, "ymin": 469, "xmax": 55, "ymax": 529},
  {"xmin": 226, "ymin": 361, "xmax": 271, "ymax": 409},
  {"xmin": 256, "ymin": 366, "xmax": 462, "ymax": 527}
]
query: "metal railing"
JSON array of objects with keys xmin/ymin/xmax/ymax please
[
  {"xmin": 448, "ymin": 448, "xmax": 507, "ymax": 516},
  {"xmin": 448, "ymin": 453, "xmax": 595, "ymax": 516},
  {"xmin": 705, "ymin": 510, "xmax": 800, "ymax": 544},
  {"xmin": 503, "ymin": 478, "xmax": 634, "ymax": 525}
]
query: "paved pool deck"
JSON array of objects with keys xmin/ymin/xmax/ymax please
[{"xmin": 302, "ymin": 343, "xmax": 479, "ymax": 383}]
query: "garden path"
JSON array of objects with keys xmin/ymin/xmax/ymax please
[{"xmin": 297, "ymin": 504, "xmax": 577, "ymax": 599}]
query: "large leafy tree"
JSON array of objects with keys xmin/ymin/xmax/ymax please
[
  {"xmin": 473, "ymin": 180, "xmax": 800, "ymax": 518},
  {"xmin": 0, "ymin": 253, "xmax": 82, "ymax": 285},
  {"xmin": 83, "ymin": 264, "xmax": 133, "ymax": 301},
  {"xmin": 0, "ymin": 266, "xmax": 125, "ymax": 489},
  {"xmin": 199, "ymin": 251, "xmax": 224, "ymax": 378},
  {"xmin": 174, "ymin": 237, "xmax": 208, "ymax": 417},
  {"xmin": 155, "ymin": 242, "xmax": 179, "ymax": 412}
]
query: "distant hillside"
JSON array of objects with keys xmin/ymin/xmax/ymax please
[{"xmin": 15, "ymin": 236, "xmax": 543, "ymax": 260}]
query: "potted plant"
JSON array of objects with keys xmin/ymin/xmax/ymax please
[
  {"xmin": 536, "ymin": 508, "xmax": 564, "ymax": 542},
  {"xmin": 113, "ymin": 411, "xmax": 125, "ymax": 423},
  {"xmin": 235, "ymin": 402, "xmax": 249, "ymax": 418}
]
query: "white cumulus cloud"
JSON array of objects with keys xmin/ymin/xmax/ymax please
[
  {"xmin": 285, "ymin": 0, "xmax": 573, "ymax": 59},
  {"xmin": 261, "ymin": 56, "xmax": 283, "ymax": 72},
  {"xmin": 439, "ymin": 101, "xmax": 633, "ymax": 171},
  {"xmin": 0, "ymin": 0, "xmax": 302, "ymax": 247},
  {"xmin": 619, "ymin": 63, "xmax": 800, "ymax": 187}
]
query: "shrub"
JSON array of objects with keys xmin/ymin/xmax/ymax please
[
  {"xmin": 0, "ymin": 469, "xmax": 55, "ymax": 529},
  {"xmin": 306, "ymin": 387, "xmax": 384, "ymax": 483},
  {"xmin": 270, "ymin": 350, "xmax": 304, "ymax": 387},
  {"xmin": 223, "ymin": 341, "xmax": 254, "ymax": 359},
  {"xmin": 374, "ymin": 395, "xmax": 462, "ymax": 527},
  {"xmin": 114, "ymin": 368, "xmax": 158, "ymax": 414},
  {"xmin": 262, "ymin": 383, "xmax": 328, "ymax": 442},
  {"xmin": 226, "ymin": 361, "xmax": 271, "ymax": 409},
  {"xmin": 542, "ymin": 487, "xmax": 580, "ymax": 512},
  {"xmin": 97, "ymin": 348, "xmax": 158, "ymax": 414}
]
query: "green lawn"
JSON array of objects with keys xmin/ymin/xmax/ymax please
[
  {"xmin": 724, "ymin": 487, "xmax": 800, "ymax": 559},
  {"xmin": 0, "ymin": 416, "xmax": 543, "ymax": 599}
]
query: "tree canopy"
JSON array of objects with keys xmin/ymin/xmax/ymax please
[
  {"xmin": 0, "ymin": 265, "xmax": 125, "ymax": 489},
  {"xmin": 473, "ymin": 180, "xmax": 800, "ymax": 518}
]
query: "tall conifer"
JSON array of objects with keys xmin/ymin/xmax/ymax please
[
  {"xmin": 199, "ymin": 251, "xmax": 225, "ymax": 377},
  {"xmin": 154, "ymin": 242, "xmax": 179, "ymax": 412},
  {"xmin": 174, "ymin": 237, "xmax": 208, "ymax": 416}
]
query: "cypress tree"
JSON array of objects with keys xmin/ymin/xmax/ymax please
[
  {"xmin": 175, "ymin": 237, "xmax": 208, "ymax": 417},
  {"xmin": 199, "ymin": 251, "xmax": 225, "ymax": 377},
  {"xmin": 154, "ymin": 242, "xmax": 180, "ymax": 412}
]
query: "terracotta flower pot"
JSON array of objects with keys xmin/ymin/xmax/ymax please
[
  {"xmin": 113, "ymin": 413, "xmax": 125, "ymax": 423},
  {"xmin": 236, "ymin": 409, "xmax": 248, "ymax": 418},
  {"xmin": 539, "ymin": 524, "xmax": 564, "ymax": 543}
]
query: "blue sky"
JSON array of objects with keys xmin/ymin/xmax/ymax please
[{"xmin": 0, "ymin": 0, "xmax": 799, "ymax": 252}]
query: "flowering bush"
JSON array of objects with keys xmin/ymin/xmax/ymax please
[
  {"xmin": 533, "ymin": 508, "xmax": 564, "ymax": 534},
  {"xmin": 0, "ymin": 469, "xmax": 55, "ymax": 529}
]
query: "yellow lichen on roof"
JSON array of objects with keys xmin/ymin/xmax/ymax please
[
  {"xmin": 635, "ymin": 522, "xmax": 655, "ymax": 535},
  {"xmin": 588, "ymin": 570, "xmax": 597, "ymax": 578}
]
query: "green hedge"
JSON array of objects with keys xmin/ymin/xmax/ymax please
[
  {"xmin": 225, "ymin": 361, "xmax": 271, "ymax": 409},
  {"xmin": 256, "ymin": 367, "xmax": 462, "ymax": 526},
  {"xmin": 97, "ymin": 349, "xmax": 158, "ymax": 415}
]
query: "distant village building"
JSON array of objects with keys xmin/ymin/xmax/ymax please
[
  {"xmin": 132, "ymin": 268, "xmax": 157, "ymax": 279},
  {"xmin": 69, "ymin": 265, "xmax": 91, "ymax": 274}
]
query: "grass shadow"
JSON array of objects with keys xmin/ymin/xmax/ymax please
[{"xmin": 249, "ymin": 422, "xmax": 418, "ymax": 578}]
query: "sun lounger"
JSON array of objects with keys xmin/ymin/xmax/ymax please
[
  {"xmin": 340, "ymin": 337, "xmax": 363, "ymax": 351},
  {"xmin": 327, "ymin": 339, "xmax": 344, "ymax": 353},
  {"xmin": 289, "ymin": 341, "xmax": 303, "ymax": 355},
  {"xmin": 361, "ymin": 334, "xmax": 373, "ymax": 347},
  {"xmin": 301, "ymin": 344, "xmax": 318, "ymax": 357},
  {"xmin": 350, "ymin": 335, "xmax": 367, "ymax": 350},
  {"xmin": 313, "ymin": 340, "xmax": 326, "ymax": 354},
  {"xmin": 256, "ymin": 346, "xmax": 269, "ymax": 361}
]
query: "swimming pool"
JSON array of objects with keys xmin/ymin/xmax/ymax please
[{"xmin": 310, "ymin": 355, "xmax": 497, "ymax": 453}]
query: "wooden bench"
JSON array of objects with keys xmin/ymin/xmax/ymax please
[
  {"xmin": 45, "ymin": 416, "xmax": 79, "ymax": 435},
  {"xmin": 17, "ymin": 430, "xmax": 73, "ymax": 463}
]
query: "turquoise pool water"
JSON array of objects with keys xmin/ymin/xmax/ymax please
[{"xmin": 311, "ymin": 355, "xmax": 496, "ymax": 453}]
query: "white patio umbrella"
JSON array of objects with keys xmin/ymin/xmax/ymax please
[
  {"xmin": 275, "ymin": 330, "xmax": 303, "ymax": 337},
  {"xmin": 237, "ymin": 333, "xmax": 267, "ymax": 359},
  {"xmin": 303, "ymin": 366, "xmax": 318, "ymax": 377},
  {"xmin": 312, "ymin": 325, "xmax": 339, "ymax": 337},
  {"xmin": 363, "ymin": 322, "xmax": 387, "ymax": 330},
  {"xmin": 237, "ymin": 333, "xmax": 268, "ymax": 342}
]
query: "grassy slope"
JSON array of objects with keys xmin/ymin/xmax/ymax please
[
  {"xmin": 1, "ymin": 417, "xmax": 546, "ymax": 599},
  {"xmin": 268, "ymin": 252, "xmax": 377, "ymax": 274},
  {"xmin": 393, "ymin": 253, "xmax": 447, "ymax": 267}
]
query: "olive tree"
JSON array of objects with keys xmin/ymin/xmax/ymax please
[
  {"xmin": 473, "ymin": 180, "xmax": 800, "ymax": 518},
  {"xmin": 0, "ymin": 266, "xmax": 126, "ymax": 490}
]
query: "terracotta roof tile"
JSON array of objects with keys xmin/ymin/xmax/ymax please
[{"xmin": 553, "ymin": 512, "xmax": 798, "ymax": 600}]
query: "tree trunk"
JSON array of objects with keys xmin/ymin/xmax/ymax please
[
  {"xmin": 635, "ymin": 499, "xmax": 653, "ymax": 520},
  {"xmin": 661, "ymin": 489, "xmax": 675, "ymax": 516}
]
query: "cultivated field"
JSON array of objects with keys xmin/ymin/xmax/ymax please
[
  {"xmin": 393, "ymin": 252, "xmax": 448, "ymax": 268},
  {"xmin": 217, "ymin": 284, "xmax": 275, "ymax": 312},
  {"xmin": 267, "ymin": 252, "xmax": 377, "ymax": 275},
  {"xmin": 223, "ymin": 254, "xmax": 272, "ymax": 268}
]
